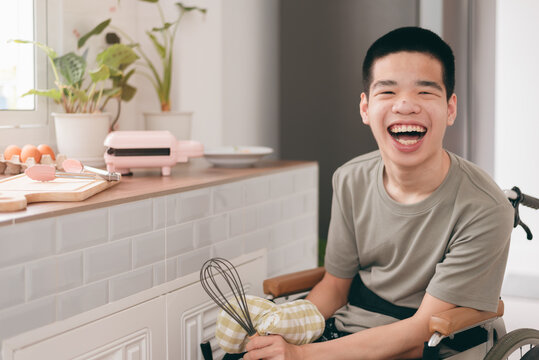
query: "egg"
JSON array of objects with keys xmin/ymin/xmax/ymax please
[
  {"xmin": 37, "ymin": 144, "xmax": 56, "ymax": 161},
  {"xmin": 3, "ymin": 145, "xmax": 21, "ymax": 161},
  {"xmin": 20, "ymin": 144, "xmax": 42, "ymax": 163}
]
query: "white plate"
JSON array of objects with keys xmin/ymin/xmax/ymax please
[{"xmin": 204, "ymin": 146, "xmax": 273, "ymax": 168}]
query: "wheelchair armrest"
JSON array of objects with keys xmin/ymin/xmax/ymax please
[
  {"xmin": 429, "ymin": 300, "xmax": 504, "ymax": 336},
  {"xmin": 263, "ymin": 267, "xmax": 326, "ymax": 298}
]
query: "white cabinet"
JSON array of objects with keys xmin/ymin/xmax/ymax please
[
  {"xmin": 6, "ymin": 296, "xmax": 166, "ymax": 360},
  {"xmin": 2, "ymin": 251, "xmax": 267, "ymax": 360}
]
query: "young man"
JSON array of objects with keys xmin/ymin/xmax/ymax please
[{"xmin": 243, "ymin": 27, "xmax": 514, "ymax": 360}]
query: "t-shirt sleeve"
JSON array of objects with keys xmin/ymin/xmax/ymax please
[
  {"xmin": 324, "ymin": 171, "xmax": 360, "ymax": 279},
  {"xmin": 426, "ymin": 203, "xmax": 514, "ymax": 312}
]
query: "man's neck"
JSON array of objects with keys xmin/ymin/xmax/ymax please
[{"xmin": 382, "ymin": 150, "xmax": 451, "ymax": 205}]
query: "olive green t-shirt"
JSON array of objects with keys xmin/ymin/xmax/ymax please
[{"xmin": 324, "ymin": 150, "xmax": 514, "ymax": 333}]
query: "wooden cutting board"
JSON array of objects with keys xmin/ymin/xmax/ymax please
[{"xmin": 0, "ymin": 173, "xmax": 120, "ymax": 212}]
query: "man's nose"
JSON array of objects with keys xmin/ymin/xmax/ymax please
[{"xmin": 392, "ymin": 98, "xmax": 421, "ymax": 114}]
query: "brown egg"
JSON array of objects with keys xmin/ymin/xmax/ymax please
[
  {"xmin": 3, "ymin": 145, "xmax": 21, "ymax": 161},
  {"xmin": 20, "ymin": 144, "xmax": 42, "ymax": 163},
  {"xmin": 37, "ymin": 144, "xmax": 56, "ymax": 161}
]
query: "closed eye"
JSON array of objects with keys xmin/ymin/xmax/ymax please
[{"xmin": 419, "ymin": 91, "xmax": 441, "ymax": 97}]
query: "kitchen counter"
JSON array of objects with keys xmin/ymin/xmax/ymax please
[
  {"xmin": 0, "ymin": 158, "xmax": 319, "ymax": 359},
  {"xmin": 0, "ymin": 158, "xmax": 315, "ymax": 226}
]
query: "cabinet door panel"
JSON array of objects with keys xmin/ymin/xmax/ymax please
[{"xmin": 11, "ymin": 297, "xmax": 165, "ymax": 360}]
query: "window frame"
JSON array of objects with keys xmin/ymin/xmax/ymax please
[{"xmin": 0, "ymin": 0, "xmax": 49, "ymax": 128}]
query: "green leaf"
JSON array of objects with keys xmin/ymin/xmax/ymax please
[
  {"xmin": 78, "ymin": 19, "xmax": 111, "ymax": 49},
  {"xmin": 146, "ymin": 31, "xmax": 166, "ymax": 58},
  {"xmin": 70, "ymin": 87, "xmax": 89, "ymax": 103},
  {"xmin": 99, "ymin": 88, "xmax": 122, "ymax": 100},
  {"xmin": 139, "ymin": 0, "xmax": 159, "ymax": 3},
  {"xmin": 96, "ymin": 44, "xmax": 139, "ymax": 71},
  {"xmin": 11, "ymin": 39, "xmax": 58, "ymax": 59},
  {"xmin": 121, "ymin": 84, "xmax": 137, "ymax": 101},
  {"xmin": 53, "ymin": 52, "xmax": 87, "ymax": 85},
  {"xmin": 152, "ymin": 22, "xmax": 173, "ymax": 32},
  {"xmin": 22, "ymin": 89, "xmax": 62, "ymax": 102},
  {"xmin": 102, "ymin": 88, "xmax": 121, "ymax": 96},
  {"xmin": 89, "ymin": 64, "xmax": 111, "ymax": 82},
  {"xmin": 176, "ymin": 3, "xmax": 207, "ymax": 14},
  {"xmin": 122, "ymin": 68, "xmax": 136, "ymax": 83}
]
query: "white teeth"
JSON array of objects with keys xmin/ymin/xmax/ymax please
[
  {"xmin": 396, "ymin": 138, "xmax": 419, "ymax": 145},
  {"xmin": 389, "ymin": 125, "xmax": 426, "ymax": 133}
]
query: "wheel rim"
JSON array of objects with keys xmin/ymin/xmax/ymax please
[{"xmin": 485, "ymin": 328, "xmax": 539, "ymax": 360}]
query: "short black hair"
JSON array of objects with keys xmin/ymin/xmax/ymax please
[{"xmin": 362, "ymin": 27, "xmax": 455, "ymax": 101}]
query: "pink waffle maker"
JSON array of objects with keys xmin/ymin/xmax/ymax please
[{"xmin": 104, "ymin": 131, "xmax": 203, "ymax": 176}]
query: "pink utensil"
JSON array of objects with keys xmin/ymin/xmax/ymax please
[
  {"xmin": 62, "ymin": 159, "xmax": 121, "ymax": 181},
  {"xmin": 25, "ymin": 164, "xmax": 97, "ymax": 182}
]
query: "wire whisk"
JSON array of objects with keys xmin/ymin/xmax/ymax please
[{"xmin": 200, "ymin": 257, "xmax": 257, "ymax": 337}]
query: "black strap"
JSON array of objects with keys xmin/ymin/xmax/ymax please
[
  {"xmin": 347, "ymin": 273, "xmax": 417, "ymax": 320},
  {"xmin": 200, "ymin": 341, "xmax": 213, "ymax": 360},
  {"xmin": 348, "ymin": 273, "xmax": 488, "ymax": 355}
]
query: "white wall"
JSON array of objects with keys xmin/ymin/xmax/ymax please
[
  {"xmin": 495, "ymin": 0, "xmax": 539, "ymax": 299},
  {"xmin": 0, "ymin": 0, "xmax": 279, "ymax": 153},
  {"xmin": 222, "ymin": 0, "xmax": 279, "ymax": 154}
]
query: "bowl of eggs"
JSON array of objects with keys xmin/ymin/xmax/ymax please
[{"xmin": 1, "ymin": 144, "xmax": 65, "ymax": 175}]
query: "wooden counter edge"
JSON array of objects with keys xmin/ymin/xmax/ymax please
[{"xmin": 0, "ymin": 160, "xmax": 317, "ymax": 226}]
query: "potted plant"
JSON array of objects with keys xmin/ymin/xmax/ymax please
[
  {"xmin": 79, "ymin": 1, "xmax": 206, "ymax": 140},
  {"xmin": 13, "ymin": 39, "xmax": 138, "ymax": 165}
]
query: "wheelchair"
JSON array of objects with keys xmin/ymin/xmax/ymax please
[
  {"xmin": 262, "ymin": 187, "xmax": 539, "ymax": 360},
  {"xmin": 203, "ymin": 187, "xmax": 539, "ymax": 359}
]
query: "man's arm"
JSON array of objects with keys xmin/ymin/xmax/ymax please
[
  {"xmin": 305, "ymin": 271, "xmax": 353, "ymax": 319},
  {"xmin": 244, "ymin": 291, "xmax": 456, "ymax": 360}
]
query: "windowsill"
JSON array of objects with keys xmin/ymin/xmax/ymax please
[{"xmin": 0, "ymin": 158, "xmax": 316, "ymax": 226}]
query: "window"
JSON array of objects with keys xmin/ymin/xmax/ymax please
[{"xmin": 0, "ymin": 0, "xmax": 48, "ymax": 127}]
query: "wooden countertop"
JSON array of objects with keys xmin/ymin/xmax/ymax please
[{"xmin": 0, "ymin": 159, "xmax": 316, "ymax": 226}]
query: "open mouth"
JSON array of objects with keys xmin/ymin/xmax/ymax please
[{"xmin": 388, "ymin": 124, "xmax": 427, "ymax": 145}]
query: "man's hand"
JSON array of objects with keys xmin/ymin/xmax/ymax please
[{"xmin": 243, "ymin": 335, "xmax": 304, "ymax": 360}]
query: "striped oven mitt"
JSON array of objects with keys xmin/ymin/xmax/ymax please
[{"xmin": 215, "ymin": 295, "xmax": 325, "ymax": 354}]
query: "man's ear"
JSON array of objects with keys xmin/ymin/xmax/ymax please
[
  {"xmin": 360, "ymin": 93, "xmax": 369, "ymax": 125},
  {"xmin": 447, "ymin": 93, "xmax": 457, "ymax": 126}
]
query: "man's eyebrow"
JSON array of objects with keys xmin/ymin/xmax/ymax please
[
  {"xmin": 371, "ymin": 80, "xmax": 397, "ymax": 89},
  {"xmin": 416, "ymin": 80, "xmax": 443, "ymax": 91}
]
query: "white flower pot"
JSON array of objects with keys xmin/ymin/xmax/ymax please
[
  {"xmin": 52, "ymin": 112, "xmax": 111, "ymax": 166},
  {"xmin": 144, "ymin": 111, "xmax": 193, "ymax": 140}
]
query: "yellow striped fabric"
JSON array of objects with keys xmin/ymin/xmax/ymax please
[{"xmin": 215, "ymin": 295, "xmax": 325, "ymax": 353}]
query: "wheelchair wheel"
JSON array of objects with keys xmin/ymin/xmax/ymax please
[{"xmin": 484, "ymin": 328, "xmax": 539, "ymax": 360}]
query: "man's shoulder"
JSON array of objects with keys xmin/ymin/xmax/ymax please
[
  {"xmin": 331, "ymin": 150, "xmax": 381, "ymax": 191},
  {"xmin": 450, "ymin": 152, "xmax": 513, "ymax": 212},
  {"xmin": 334, "ymin": 150, "xmax": 381, "ymax": 180}
]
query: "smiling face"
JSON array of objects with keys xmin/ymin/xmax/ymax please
[{"xmin": 360, "ymin": 51, "xmax": 457, "ymax": 170}]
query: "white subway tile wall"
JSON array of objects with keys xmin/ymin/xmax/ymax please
[
  {"xmin": 57, "ymin": 208, "xmax": 109, "ymax": 252},
  {"xmin": 57, "ymin": 281, "xmax": 108, "ymax": 321},
  {"xmin": 153, "ymin": 196, "xmax": 167, "ymax": 230},
  {"xmin": 132, "ymin": 230, "xmax": 166, "ymax": 268},
  {"xmin": 0, "ymin": 266, "xmax": 25, "ymax": 310},
  {"xmin": 153, "ymin": 261, "xmax": 166, "ymax": 286},
  {"xmin": 0, "ymin": 165, "xmax": 318, "ymax": 347},
  {"xmin": 109, "ymin": 266, "xmax": 154, "ymax": 301},
  {"xmin": 0, "ymin": 219, "xmax": 56, "ymax": 268},
  {"xmin": 110, "ymin": 199, "xmax": 153, "ymax": 240},
  {"xmin": 84, "ymin": 239, "xmax": 132, "ymax": 283},
  {"xmin": 27, "ymin": 252, "xmax": 83, "ymax": 301}
]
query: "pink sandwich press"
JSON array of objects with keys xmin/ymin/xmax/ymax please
[{"xmin": 103, "ymin": 131, "xmax": 204, "ymax": 176}]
